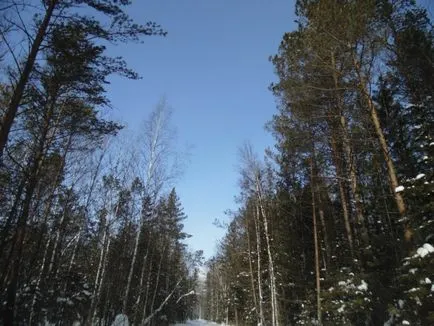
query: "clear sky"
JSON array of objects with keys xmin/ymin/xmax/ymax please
[{"xmin": 104, "ymin": 0, "xmax": 297, "ymax": 258}]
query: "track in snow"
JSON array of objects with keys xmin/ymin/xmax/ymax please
[{"xmin": 172, "ymin": 320, "xmax": 226, "ymax": 326}]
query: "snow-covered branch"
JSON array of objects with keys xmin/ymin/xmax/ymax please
[
  {"xmin": 176, "ymin": 290, "xmax": 195, "ymax": 304},
  {"xmin": 142, "ymin": 280, "xmax": 181, "ymax": 325}
]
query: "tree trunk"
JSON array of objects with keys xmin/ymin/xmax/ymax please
[
  {"xmin": 44, "ymin": 137, "xmax": 73, "ymax": 282},
  {"xmin": 245, "ymin": 218, "xmax": 259, "ymax": 323},
  {"xmin": 256, "ymin": 178, "xmax": 279, "ymax": 326},
  {"xmin": 329, "ymin": 50, "xmax": 369, "ymax": 249},
  {"xmin": 0, "ymin": 0, "xmax": 57, "ymax": 159},
  {"xmin": 310, "ymin": 158, "xmax": 322, "ymax": 326},
  {"xmin": 253, "ymin": 204, "xmax": 266, "ymax": 326},
  {"xmin": 3, "ymin": 158, "xmax": 41, "ymax": 325},
  {"xmin": 60, "ymin": 148, "xmax": 106, "ymax": 323},
  {"xmin": 142, "ymin": 246, "xmax": 155, "ymax": 321},
  {"xmin": 150, "ymin": 243, "xmax": 166, "ymax": 316},
  {"xmin": 122, "ymin": 199, "xmax": 142, "ymax": 314},
  {"xmin": 141, "ymin": 280, "xmax": 181, "ymax": 325},
  {"xmin": 28, "ymin": 233, "xmax": 52, "ymax": 325},
  {"xmin": 352, "ymin": 55, "xmax": 409, "ymax": 239},
  {"xmin": 225, "ymin": 300, "xmax": 229, "ymax": 325},
  {"xmin": 0, "ymin": 178, "xmax": 25, "ymax": 258},
  {"xmin": 317, "ymin": 195, "xmax": 330, "ymax": 269},
  {"xmin": 2, "ymin": 95, "xmax": 55, "ymax": 324},
  {"xmin": 133, "ymin": 231, "xmax": 152, "ymax": 324},
  {"xmin": 47, "ymin": 209, "xmax": 68, "ymax": 276},
  {"xmin": 329, "ymin": 132, "xmax": 354, "ymax": 254},
  {"xmin": 339, "ymin": 115, "xmax": 369, "ymax": 246},
  {"xmin": 87, "ymin": 220, "xmax": 111, "ymax": 326}
]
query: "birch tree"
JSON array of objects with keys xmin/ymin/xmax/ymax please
[
  {"xmin": 239, "ymin": 143, "xmax": 279, "ymax": 326},
  {"xmin": 123, "ymin": 99, "xmax": 184, "ymax": 316}
]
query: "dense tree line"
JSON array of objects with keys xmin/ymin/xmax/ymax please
[
  {"xmin": 204, "ymin": 1, "xmax": 433, "ymax": 325},
  {"xmin": 0, "ymin": 1, "xmax": 202, "ymax": 325}
]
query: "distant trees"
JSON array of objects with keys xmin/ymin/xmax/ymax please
[{"xmin": 204, "ymin": 0, "xmax": 433, "ymax": 325}]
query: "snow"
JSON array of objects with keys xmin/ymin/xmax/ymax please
[
  {"xmin": 402, "ymin": 321, "xmax": 410, "ymax": 325},
  {"xmin": 357, "ymin": 280, "xmax": 368, "ymax": 291},
  {"xmin": 82, "ymin": 290, "xmax": 92, "ymax": 296},
  {"xmin": 111, "ymin": 314, "xmax": 129, "ymax": 326},
  {"xmin": 423, "ymin": 243, "xmax": 434, "ymax": 252},
  {"xmin": 415, "ymin": 173, "xmax": 425, "ymax": 180},
  {"xmin": 398, "ymin": 299, "xmax": 405, "ymax": 308},
  {"xmin": 395, "ymin": 185, "xmax": 405, "ymax": 193},
  {"xmin": 424, "ymin": 277, "xmax": 431, "ymax": 284},
  {"xmin": 413, "ymin": 243, "xmax": 434, "ymax": 258},
  {"xmin": 384, "ymin": 315, "xmax": 394, "ymax": 326},
  {"xmin": 56, "ymin": 297, "xmax": 74, "ymax": 306},
  {"xmin": 176, "ymin": 290, "xmax": 196, "ymax": 304},
  {"xmin": 173, "ymin": 320, "xmax": 226, "ymax": 326}
]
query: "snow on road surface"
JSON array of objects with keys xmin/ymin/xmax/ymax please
[{"xmin": 172, "ymin": 320, "xmax": 227, "ymax": 326}]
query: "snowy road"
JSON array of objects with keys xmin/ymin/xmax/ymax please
[{"xmin": 172, "ymin": 320, "xmax": 225, "ymax": 326}]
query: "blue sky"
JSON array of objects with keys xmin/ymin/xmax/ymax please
[{"xmin": 105, "ymin": 0, "xmax": 297, "ymax": 258}]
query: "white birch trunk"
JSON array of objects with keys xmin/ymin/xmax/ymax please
[
  {"xmin": 253, "ymin": 204, "xmax": 265, "ymax": 326},
  {"xmin": 142, "ymin": 247, "xmax": 155, "ymax": 321},
  {"xmin": 87, "ymin": 224, "xmax": 107, "ymax": 325},
  {"xmin": 246, "ymin": 219, "xmax": 259, "ymax": 322},
  {"xmin": 310, "ymin": 158, "xmax": 322, "ymax": 325},
  {"xmin": 47, "ymin": 209, "xmax": 67, "ymax": 276},
  {"xmin": 122, "ymin": 199, "xmax": 141, "ymax": 313},
  {"xmin": 90, "ymin": 235, "xmax": 111, "ymax": 326},
  {"xmin": 133, "ymin": 232, "xmax": 152, "ymax": 324},
  {"xmin": 28, "ymin": 235, "xmax": 51, "ymax": 324},
  {"xmin": 141, "ymin": 280, "xmax": 181, "ymax": 325},
  {"xmin": 150, "ymin": 243, "xmax": 166, "ymax": 315},
  {"xmin": 256, "ymin": 177, "xmax": 279, "ymax": 326}
]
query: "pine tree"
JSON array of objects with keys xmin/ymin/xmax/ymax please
[
  {"xmin": 0, "ymin": 0, "xmax": 166, "ymax": 159},
  {"xmin": 208, "ymin": 1, "xmax": 433, "ymax": 325}
]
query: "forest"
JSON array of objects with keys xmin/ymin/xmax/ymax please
[
  {"xmin": 0, "ymin": 0, "xmax": 433, "ymax": 326},
  {"xmin": 0, "ymin": 1, "xmax": 201, "ymax": 325},
  {"xmin": 202, "ymin": 0, "xmax": 433, "ymax": 325}
]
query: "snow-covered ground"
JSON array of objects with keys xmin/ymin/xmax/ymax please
[{"xmin": 172, "ymin": 320, "xmax": 226, "ymax": 326}]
